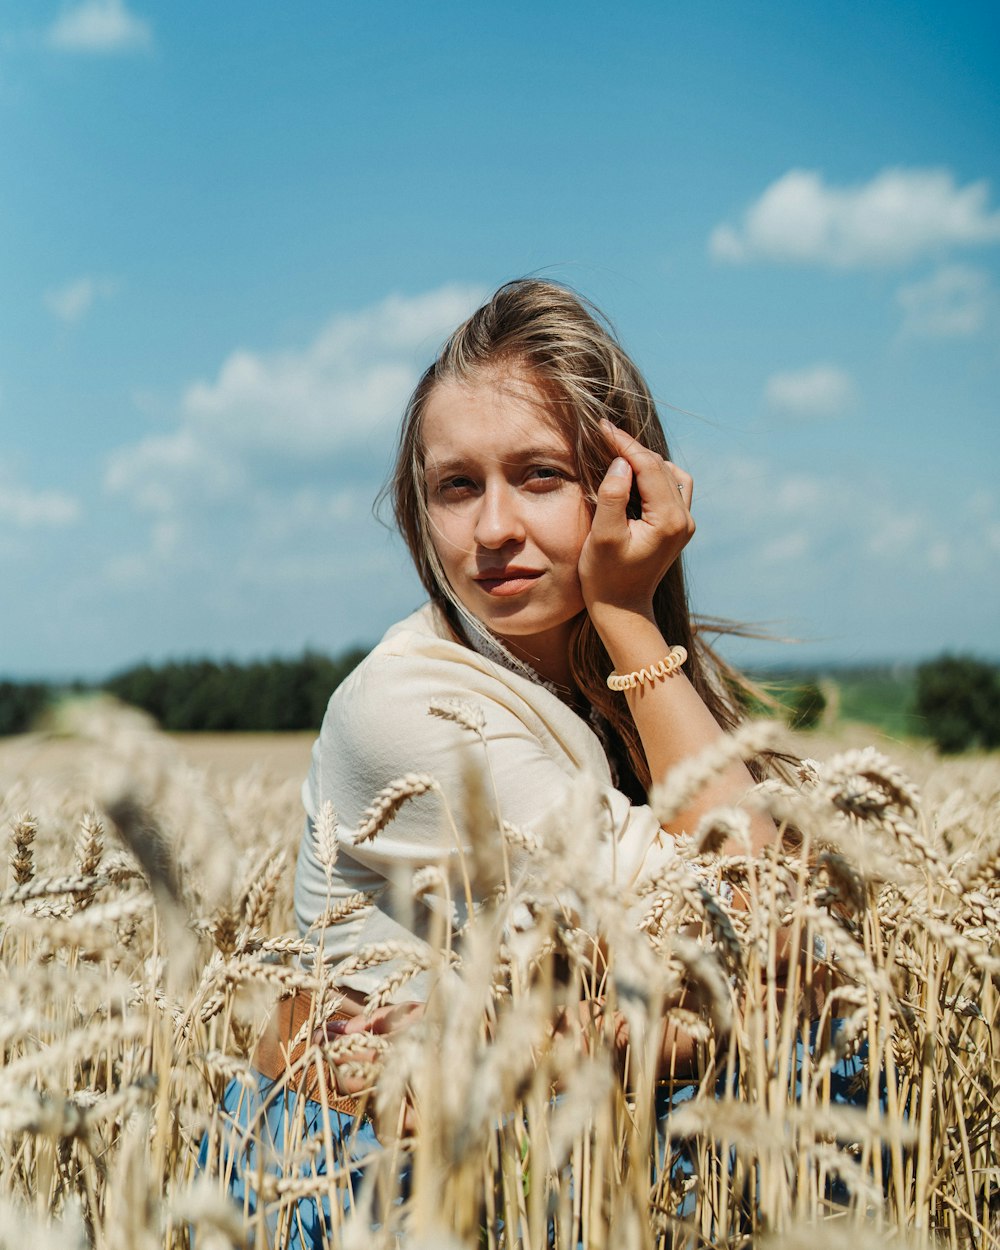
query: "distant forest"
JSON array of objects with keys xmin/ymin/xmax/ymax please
[
  {"xmin": 0, "ymin": 648, "xmax": 367, "ymax": 736},
  {"xmin": 2, "ymin": 652, "xmax": 998, "ymax": 754}
]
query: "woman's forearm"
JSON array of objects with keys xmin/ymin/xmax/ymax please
[{"xmin": 593, "ymin": 606, "xmax": 775, "ymax": 852}]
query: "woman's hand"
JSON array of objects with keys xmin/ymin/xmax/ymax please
[
  {"xmin": 316, "ymin": 1000, "xmax": 425, "ymax": 1043},
  {"xmin": 313, "ymin": 1001, "xmax": 424, "ymax": 1134},
  {"xmin": 575, "ymin": 422, "xmax": 775, "ymax": 849},
  {"xmin": 578, "ymin": 420, "xmax": 694, "ymax": 632}
]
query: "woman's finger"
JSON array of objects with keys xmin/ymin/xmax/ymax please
[
  {"xmin": 330, "ymin": 1059, "xmax": 378, "ymax": 1098},
  {"xmin": 588, "ymin": 455, "xmax": 633, "ymax": 548},
  {"xmin": 600, "ymin": 420, "xmax": 663, "ymax": 475},
  {"xmin": 362, "ymin": 1001, "xmax": 424, "ymax": 1034},
  {"xmin": 601, "ymin": 420, "xmax": 691, "ymax": 515},
  {"xmin": 666, "ymin": 462, "xmax": 694, "ymax": 510},
  {"xmin": 316, "ymin": 1001, "xmax": 422, "ymax": 1041},
  {"xmin": 318, "ymin": 1035, "xmax": 383, "ymax": 1096}
]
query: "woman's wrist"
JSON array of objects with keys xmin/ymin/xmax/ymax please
[{"xmin": 587, "ymin": 606, "xmax": 665, "ymax": 671}]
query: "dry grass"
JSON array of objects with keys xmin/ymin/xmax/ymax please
[{"xmin": 0, "ymin": 704, "xmax": 997, "ymax": 1249}]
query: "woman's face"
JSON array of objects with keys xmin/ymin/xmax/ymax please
[{"xmin": 421, "ymin": 369, "xmax": 592, "ymax": 682}]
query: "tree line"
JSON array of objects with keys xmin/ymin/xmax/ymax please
[
  {"xmin": 1, "ymin": 652, "xmax": 998, "ymax": 752},
  {"xmin": 0, "ymin": 682, "xmax": 53, "ymax": 737},
  {"xmin": 0, "ymin": 648, "xmax": 367, "ymax": 735}
]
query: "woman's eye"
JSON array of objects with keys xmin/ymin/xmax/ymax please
[
  {"xmin": 526, "ymin": 466, "xmax": 566, "ymax": 487},
  {"xmin": 438, "ymin": 476, "xmax": 477, "ymax": 498}
]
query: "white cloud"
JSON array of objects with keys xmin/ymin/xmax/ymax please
[
  {"xmin": 96, "ymin": 283, "xmax": 491, "ymax": 654},
  {"xmin": 106, "ymin": 284, "xmax": 484, "ymax": 515},
  {"xmin": 758, "ymin": 531, "xmax": 810, "ymax": 564},
  {"xmin": 771, "ymin": 476, "xmax": 826, "ymax": 511},
  {"xmin": 47, "ymin": 0, "xmax": 151, "ymax": 54},
  {"xmin": 43, "ymin": 275, "xmax": 118, "ymax": 323},
  {"xmin": 699, "ymin": 455, "xmax": 1000, "ymax": 585},
  {"xmin": 927, "ymin": 540, "xmax": 952, "ymax": 571},
  {"xmin": 710, "ymin": 167, "xmax": 1000, "ymax": 268},
  {"xmin": 865, "ymin": 511, "xmax": 921, "ymax": 559},
  {"xmin": 105, "ymin": 426, "xmax": 245, "ymax": 514},
  {"xmin": 764, "ymin": 364, "xmax": 855, "ymax": 419},
  {"xmin": 0, "ymin": 481, "xmax": 79, "ymax": 528},
  {"xmin": 896, "ymin": 264, "xmax": 994, "ymax": 338},
  {"xmin": 689, "ymin": 459, "xmax": 1000, "ymax": 662},
  {"xmin": 696, "ymin": 457, "xmax": 834, "ymax": 558},
  {"xmin": 180, "ymin": 285, "xmax": 481, "ymax": 455}
]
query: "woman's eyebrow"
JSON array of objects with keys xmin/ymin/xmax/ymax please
[
  {"xmin": 510, "ymin": 444, "xmax": 576, "ymax": 465},
  {"xmin": 424, "ymin": 456, "xmax": 468, "ymax": 482},
  {"xmin": 426, "ymin": 445, "xmax": 575, "ymax": 479}
]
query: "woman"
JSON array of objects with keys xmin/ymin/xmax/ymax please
[{"xmin": 205, "ymin": 279, "xmax": 779, "ymax": 1244}]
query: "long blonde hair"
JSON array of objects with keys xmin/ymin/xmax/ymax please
[{"xmin": 388, "ymin": 278, "xmax": 755, "ymax": 796}]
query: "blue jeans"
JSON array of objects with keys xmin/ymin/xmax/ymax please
[
  {"xmin": 654, "ymin": 1019, "xmax": 883, "ymax": 1219},
  {"xmin": 197, "ymin": 1076, "xmax": 384, "ymax": 1249},
  {"xmin": 199, "ymin": 1020, "xmax": 878, "ymax": 1247}
]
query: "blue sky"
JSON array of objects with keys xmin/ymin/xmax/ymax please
[{"xmin": 2, "ymin": 0, "xmax": 998, "ymax": 679}]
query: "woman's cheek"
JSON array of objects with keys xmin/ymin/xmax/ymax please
[{"xmin": 428, "ymin": 508, "xmax": 472, "ymax": 560}]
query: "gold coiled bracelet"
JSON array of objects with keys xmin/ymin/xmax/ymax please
[{"xmin": 606, "ymin": 645, "xmax": 687, "ymax": 692}]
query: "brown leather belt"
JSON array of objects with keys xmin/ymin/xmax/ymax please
[{"xmin": 253, "ymin": 989, "xmax": 364, "ymax": 1116}]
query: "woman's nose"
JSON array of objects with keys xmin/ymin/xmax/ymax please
[{"xmin": 474, "ymin": 483, "xmax": 525, "ymax": 548}]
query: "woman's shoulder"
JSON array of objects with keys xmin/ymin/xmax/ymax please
[
  {"xmin": 370, "ymin": 601, "xmax": 465, "ymax": 663},
  {"xmin": 333, "ymin": 603, "xmax": 476, "ymax": 705},
  {"xmin": 318, "ymin": 605, "xmax": 488, "ymax": 758},
  {"xmin": 305, "ymin": 604, "xmax": 521, "ymax": 825},
  {"xmin": 329, "ymin": 602, "xmax": 555, "ymax": 728},
  {"xmin": 312, "ymin": 603, "xmax": 603, "ymax": 799}
]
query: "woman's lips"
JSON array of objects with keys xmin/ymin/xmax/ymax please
[{"xmin": 473, "ymin": 570, "xmax": 543, "ymax": 596}]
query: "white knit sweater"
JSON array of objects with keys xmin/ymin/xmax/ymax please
[{"xmin": 294, "ymin": 602, "xmax": 676, "ymax": 998}]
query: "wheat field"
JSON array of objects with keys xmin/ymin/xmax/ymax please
[{"xmin": 0, "ymin": 701, "xmax": 997, "ymax": 1249}]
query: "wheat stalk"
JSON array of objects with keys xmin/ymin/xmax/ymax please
[
  {"xmin": 354, "ymin": 774, "xmax": 441, "ymax": 843},
  {"xmin": 0, "ymin": 703, "xmax": 996, "ymax": 1249}
]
